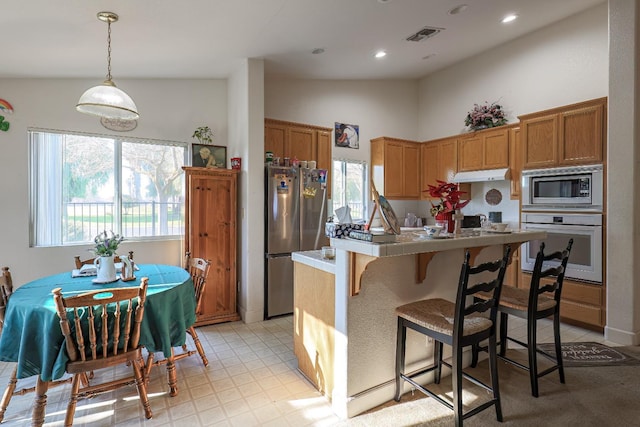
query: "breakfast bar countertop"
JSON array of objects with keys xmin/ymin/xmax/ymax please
[
  {"xmin": 330, "ymin": 229, "xmax": 547, "ymax": 257},
  {"xmin": 292, "ymin": 250, "xmax": 336, "ymax": 274}
]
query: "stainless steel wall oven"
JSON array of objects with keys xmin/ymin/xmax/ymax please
[{"xmin": 520, "ymin": 213, "xmax": 602, "ymax": 283}]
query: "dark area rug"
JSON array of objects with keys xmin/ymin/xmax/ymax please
[{"xmin": 538, "ymin": 341, "xmax": 640, "ymax": 367}]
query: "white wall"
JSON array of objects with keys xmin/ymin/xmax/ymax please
[
  {"xmin": 606, "ymin": 0, "xmax": 640, "ymax": 345},
  {"xmin": 418, "ymin": 3, "xmax": 608, "ymax": 140},
  {"xmin": 265, "ymin": 79, "xmax": 420, "ymax": 165},
  {"xmin": 0, "ymin": 78, "xmax": 227, "ymax": 285},
  {"xmin": 228, "ymin": 59, "xmax": 266, "ymax": 324}
]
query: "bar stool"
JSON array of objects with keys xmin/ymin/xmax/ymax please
[
  {"xmin": 394, "ymin": 248, "xmax": 510, "ymax": 427},
  {"xmin": 472, "ymin": 239, "xmax": 573, "ymax": 397}
]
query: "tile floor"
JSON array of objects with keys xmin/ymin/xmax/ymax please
[{"xmin": 0, "ymin": 316, "xmax": 607, "ymax": 426}]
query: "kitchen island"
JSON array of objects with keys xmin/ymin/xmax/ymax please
[{"xmin": 292, "ymin": 229, "xmax": 546, "ymax": 419}]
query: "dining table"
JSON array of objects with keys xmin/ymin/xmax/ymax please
[{"xmin": 0, "ymin": 264, "xmax": 196, "ymax": 425}]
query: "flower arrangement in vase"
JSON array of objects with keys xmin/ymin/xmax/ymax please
[
  {"xmin": 424, "ymin": 181, "xmax": 470, "ymax": 233},
  {"xmin": 93, "ymin": 230, "xmax": 124, "ymax": 257},
  {"xmin": 464, "ymin": 101, "xmax": 507, "ymax": 131}
]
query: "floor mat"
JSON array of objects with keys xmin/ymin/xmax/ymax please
[{"xmin": 538, "ymin": 342, "xmax": 640, "ymax": 367}]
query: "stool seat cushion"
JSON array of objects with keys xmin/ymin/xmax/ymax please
[
  {"xmin": 396, "ymin": 298, "xmax": 493, "ymax": 337},
  {"xmin": 477, "ymin": 286, "xmax": 556, "ymax": 312}
]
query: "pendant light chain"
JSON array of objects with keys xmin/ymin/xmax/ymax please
[{"xmin": 106, "ymin": 18, "xmax": 112, "ymax": 81}]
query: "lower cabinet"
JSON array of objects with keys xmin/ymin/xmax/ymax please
[
  {"xmin": 183, "ymin": 167, "xmax": 240, "ymax": 326},
  {"xmin": 293, "ymin": 262, "xmax": 335, "ymax": 398},
  {"xmin": 520, "ymin": 272, "xmax": 605, "ymax": 330}
]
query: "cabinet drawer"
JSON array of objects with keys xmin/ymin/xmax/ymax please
[
  {"xmin": 562, "ymin": 281, "xmax": 603, "ymax": 306},
  {"xmin": 560, "ymin": 300, "xmax": 603, "ymax": 327}
]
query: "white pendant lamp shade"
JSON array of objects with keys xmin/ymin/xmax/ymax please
[
  {"xmin": 77, "ymin": 80, "xmax": 139, "ymax": 120},
  {"xmin": 76, "ymin": 11, "xmax": 139, "ymax": 120}
]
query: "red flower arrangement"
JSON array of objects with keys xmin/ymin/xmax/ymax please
[{"xmin": 424, "ymin": 180, "xmax": 470, "ymax": 216}]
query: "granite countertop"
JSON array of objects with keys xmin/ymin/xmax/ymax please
[
  {"xmin": 291, "ymin": 250, "xmax": 336, "ymax": 274},
  {"xmin": 330, "ymin": 229, "xmax": 547, "ymax": 257}
]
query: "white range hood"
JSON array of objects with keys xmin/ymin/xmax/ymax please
[{"xmin": 453, "ymin": 168, "xmax": 511, "ymax": 183}]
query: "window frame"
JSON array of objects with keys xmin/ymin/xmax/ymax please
[
  {"xmin": 28, "ymin": 128, "xmax": 188, "ymax": 248},
  {"xmin": 331, "ymin": 158, "xmax": 368, "ymax": 223}
]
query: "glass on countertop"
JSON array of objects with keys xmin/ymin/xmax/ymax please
[{"xmin": 321, "ymin": 246, "xmax": 335, "ymax": 260}]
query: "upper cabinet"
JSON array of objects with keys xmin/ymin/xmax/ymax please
[
  {"xmin": 458, "ymin": 127, "xmax": 511, "ymax": 172},
  {"xmin": 265, "ymin": 118, "xmax": 333, "ymax": 197},
  {"xmin": 420, "ymin": 137, "xmax": 470, "ymax": 201},
  {"xmin": 520, "ymin": 98, "xmax": 606, "ymax": 169},
  {"xmin": 509, "ymin": 127, "xmax": 522, "ymax": 200},
  {"xmin": 371, "ymin": 137, "xmax": 420, "ymax": 200}
]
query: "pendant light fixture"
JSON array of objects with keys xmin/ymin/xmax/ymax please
[{"xmin": 76, "ymin": 11, "xmax": 139, "ymax": 120}]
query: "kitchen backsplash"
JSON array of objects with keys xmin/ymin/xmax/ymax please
[{"xmin": 385, "ymin": 180, "xmax": 519, "ymax": 228}]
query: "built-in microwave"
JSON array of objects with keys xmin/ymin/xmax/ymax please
[{"xmin": 521, "ymin": 164, "xmax": 603, "ymax": 212}]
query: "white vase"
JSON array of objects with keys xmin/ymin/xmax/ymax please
[{"xmin": 94, "ymin": 255, "xmax": 117, "ymax": 283}]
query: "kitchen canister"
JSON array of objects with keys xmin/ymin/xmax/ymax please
[{"xmin": 231, "ymin": 157, "xmax": 241, "ymax": 169}]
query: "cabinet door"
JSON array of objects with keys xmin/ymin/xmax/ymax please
[
  {"xmin": 421, "ymin": 143, "xmax": 439, "ymax": 200},
  {"xmin": 265, "ymin": 123, "xmax": 286, "ymax": 159},
  {"xmin": 458, "ymin": 135, "xmax": 483, "ymax": 171},
  {"xmin": 509, "ymin": 127, "xmax": 522, "ymax": 199},
  {"xmin": 483, "ymin": 129, "xmax": 509, "ymax": 169},
  {"xmin": 522, "ymin": 114, "xmax": 558, "ymax": 169},
  {"xmin": 287, "ymin": 127, "xmax": 316, "ymax": 163},
  {"xmin": 439, "ymin": 138, "xmax": 459, "ymax": 183},
  {"xmin": 403, "ymin": 143, "xmax": 420, "ymax": 198},
  {"xmin": 316, "ymin": 130, "xmax": 332, "ymax": 198},
  {"xmin": 559, "ymin": 103, "xmax": 604, "ymax": 165},
  {"xmin": 383, "ymin": 141, "xmax": 405, "ymax": 197}
]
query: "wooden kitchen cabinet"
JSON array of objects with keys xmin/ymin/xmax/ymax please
[
  {"xmin": 264, "ymin": 118, "xmax": 333, "ymax": 197},
  {"xmin": 421, "ymin": 136, "xmax": 469, "ymax": 201},
  {"xmin": 520, "ymin": 97, "xmax": 606, "ymax": 169},
  {"xmin": 183, "ymin": 167, "xmax": 240, "ymax": 326},
  {"xmin": 371, "ymin": 137, "xmax": 420, "ymax": 199},
  {"xmin": 520, "ymin": 271, "xmax": 604, "ymax": 330},
  {"xmin": 509, "ymin": 126, "xmax": 522, "ymax": 200},
  {"xmin": 458, "ymin": 127, "xmax": 510, "ymax": 172}
]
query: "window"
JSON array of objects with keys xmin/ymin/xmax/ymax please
[
  {"xmin": 332, "ymin": 159, "xmax": 368, "ymax": 222},
  {"xmin": 29, "ymin": 129, "xmax": 187, "ymax": 247}
]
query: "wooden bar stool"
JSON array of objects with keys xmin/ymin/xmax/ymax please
[
  {"xmin": 394, "ymin": 248, "xmax": 510, "ymax": 427},
  {"xmin": 472, "ymin": 239, "xmax": 573, "ymax": 397}
]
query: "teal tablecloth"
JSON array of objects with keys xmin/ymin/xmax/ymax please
[{"xmin": 0, "ymin": 264, "xmax": 196, "ymax": 381}]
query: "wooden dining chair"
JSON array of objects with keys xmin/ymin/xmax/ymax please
[
  {"xmin": 394, "ymin": 248, "xmax": 510, "ymax": 427},
  {"xmin": 74, "ymin": 251, "xmax": 134, "ymax": 269},
  {"xmin": 52, "ymin": 278, "xmax": 152, "ymax": 425},
  {"xmin": 145, "ymin": 253, "xmax": 210, "ymax": 386},
  {"xmin": 472, "ymin": 239, "xmax": 573, "ymax": 397},
  {"xmin": 0, "ymin": 267, "xmax": 73, "ymax": 423}
]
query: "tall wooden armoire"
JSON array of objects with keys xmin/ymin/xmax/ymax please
[{"xmin": 183, "ymin": 167, "xmax": 240, "ymax": 325}]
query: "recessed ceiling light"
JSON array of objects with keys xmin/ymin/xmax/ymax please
[
  {"xmin": 312, "ymin": 48, "xmax": 325, "ymax": 55},
  {"xmin": 448, "ymin": 4, "xmax": 468, "ymax": 15},
  {"xmin": 375, "ymin": 50, "xmax": 387, "ymax": 58},
  {"xmin": 377, "ymin": 0, "xmax": 393, "ymax": 3},
  {"xmin": 502, "ymin": 14, "xmax": 518, "ymax": 24}
]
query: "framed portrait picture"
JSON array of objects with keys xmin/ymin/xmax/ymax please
[
  {"xmin": 334, "ymin": 122, "xmax": 359, "ymax": 149},
  {"xmin": 192, "ymin": 144, "xmax": 227, "ymax": 168}
]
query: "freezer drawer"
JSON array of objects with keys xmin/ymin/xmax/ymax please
[{"xmin": 265, "ymin": 254, "xmax": 294, "ymax": 318}]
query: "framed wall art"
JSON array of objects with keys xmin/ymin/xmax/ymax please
[
  {"xmin": 192, "ymin": 144, "xmax": 227, "ymax": 168},
  {"xmin": 334, "ymin": 122, "xmax": 359, "ymax": 149}
]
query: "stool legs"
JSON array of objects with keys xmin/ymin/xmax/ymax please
[
  {"xmin": 452, "ymin": 344, "xmax": 463, "ymax": 427},
  {"xmin": 488, "ymin": 334, "xmax": 503, "ymax": 422},
  {"xmin": 434, "ymin": 341, "xmax": 443, "ymax": 384},
  {"xmin": 394, "ymin": 318, "xmax": 406, "ymax": 402},
  {"xmin": 554, "ymin": 313, "xmax": 565, "ymax": 384},
  {"xmin": 527, "ymin": 315, "xmax": 539, "ymax": 397}
]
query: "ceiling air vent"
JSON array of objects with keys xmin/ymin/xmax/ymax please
[{"xmin": 406, "ymin": 26, "xmax": 444, "ymax": 42}]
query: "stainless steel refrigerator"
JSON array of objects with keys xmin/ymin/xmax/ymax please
[{"xmin": 265, "ymin": 165, "xmax": 329, "ymax": 318}]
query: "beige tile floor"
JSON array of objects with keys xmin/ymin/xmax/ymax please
[{"xmin": 0, "ymin": 315, "xmax": 606, "ymax": 426}]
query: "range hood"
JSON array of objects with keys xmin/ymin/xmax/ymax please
[{"xmin": 453, "ymin": 168, "xmax": 511, "ymax": 183}]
